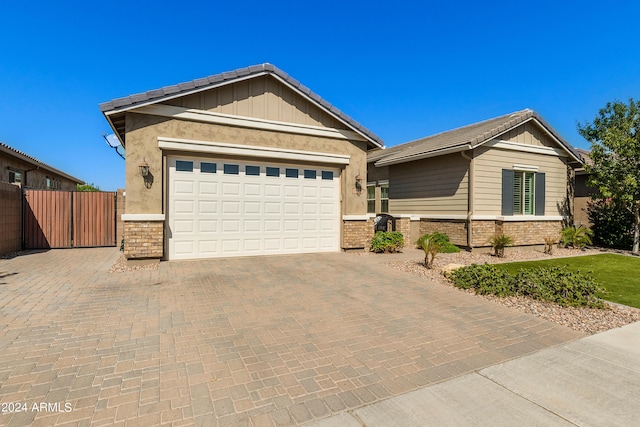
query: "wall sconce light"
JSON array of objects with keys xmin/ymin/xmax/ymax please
[
  {"xmin": 139, "ymin": 158, "xmax": 150, "ymax": 177},
  {"xmin": 354, "ymin": 174, "xmax": 363, "ymax": 195},
  {"xmin": 139, "ymin": 158, "xmax": 152, "ymax": 188}
]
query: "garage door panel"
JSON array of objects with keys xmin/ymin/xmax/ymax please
[
  {"xmin": 222, "ymin": 201, "xmax": 240, "ymax": 214},
  {"xmin": 199, "ymin": 181, "xmax": 217, "ymax": 195},
  {"xmin": 174, "ymin": 220, "xmax": 194, "ymax": 233},
  {"xmin": 175, "ymin": 200, "xmax": 195, "ymax": 214},
  {"xmin": 222, "ymin": 219, "xmax": 240, "ymax": 232},
  {"xmin": 265, "ymin": 185, "xmax": 281, "ymax": 197},
  {"xmin": 243, "ymin": 239, "xmax": 261, "ymax": 252},
  {"xmin": 264, "ymin": 220, "xmax": 281, "ymax": 232},
  {"xmin": 284, "ymin": 203, "xmax": 299, "ymax": 214},
  {"xmin": 198, "ymin": 240, "xmax": 218, "ymax": 254},
  {"xmin": 265, "ymin": 203, "xmax": 281, "ymax": 214},
  {"xmin": 222, "ymin": 182, "xmax": 241, "ymax": 195},
  {"xmin": 244, "ymin": 201, "xmax": 261, "ymax": 214},
  {"xmin": 199, "ymin": 201, "xmax": 217, "ymax": 214},
  {"xmin": 199, "ymin": 220, "xmax": 217, "ymax": 233},
  {"xmin": 169, "ymin": 156, "xmax": 339, "ymax": 259},
  {"xmin": 175, "ymin": 180, "xmax": 195, "ymax": 194},
  {"xmin": 243, "ymin": 183, "xmax": 261, "ymax": 196}
]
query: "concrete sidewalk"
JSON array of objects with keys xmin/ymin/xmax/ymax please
[{"xmin": 308, "ymin": 321, "xmax": 640, "ymax": 427}]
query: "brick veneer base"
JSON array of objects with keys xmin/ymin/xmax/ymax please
[
  {"xmin": 472, "ymin": 220, "xmax": 562, "ymax": 248},
  {"xmin": 342, "ymin": 217, "xmax": 412, "ymax": 250},
  {"xmin": 419, "ymin": 219, "xmax": 467, "ymax": 247},
  {"xmin": 123, "ymin": 220, "xmax": 164, "ymax": 259}
]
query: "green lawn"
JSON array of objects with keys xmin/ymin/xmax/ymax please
[{"xmin": 496, "ymin": 253, "xmax": 640, "ymax": 309}]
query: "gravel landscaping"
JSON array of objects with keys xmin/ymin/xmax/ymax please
[{"xmin": 386, "ymin": 247, "xmax": 640, "ymax": 335}]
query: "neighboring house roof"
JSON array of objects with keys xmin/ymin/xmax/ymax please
[
  {"xmin": 370, "ymin": 109, "xmax": 583, "ymax": 166},
  {"xmin": 0, "ymin": 141, "xmax": 84, "ymax": 184},
  {"xmin": 575, "ymin": 148, "xmax": 592, "ymax": 175},
  {"xmin": 100, "ymin": 63, "xmax": 383, "ymax": 149}
]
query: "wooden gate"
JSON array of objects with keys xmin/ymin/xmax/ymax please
[{"xmin": 23, "ymin": 190, "xmax": 116, "ymax": 249}]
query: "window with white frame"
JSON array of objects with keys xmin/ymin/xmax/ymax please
[
  {"xmin": 502, "ymin": 169, "xmax": 545, "ymax": 216},
  {"xmin": 367, "ymin": 184, "xmax": 376, "ymax": 213},
  {"xmin": 380, "ymin": 184, "xmax": 389, "ymax": 213},
  {"xmin": 513, "ymin": 171, "xmax": 535, "ymax": 215}
]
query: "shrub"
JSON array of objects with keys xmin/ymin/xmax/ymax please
[
  {"xmin": 370, "ymin": 231, "xmax": 404, "ymax": 253},
  {"xmin": 416, "ymin": 232, "xmax": 461, "ymax": 269},
  {"xmin": 514, "ymin": 266, "xmax": 605, "ymax": 308},
  {"xmin": 448, "ymin": 264, "xmax": 606, "ymax": 308},
  {"xmin": 561, "ymin": 225, "xmax": 593, "ymax": 249},
  {"xmin": 448, "ymin": 264, "xmax": 517, "ymax": 296},
  {"xmin": 587, "ymin": 198, "xmax": 634, "ymax": 249},
  {"xmin": 489, "ymin": 233, "xmax": 513, "ymax": 258}
]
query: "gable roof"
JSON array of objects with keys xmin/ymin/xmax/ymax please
[
  {"xmin": 370, "ymin": 109, "xmax": 582, "ymax": 166},
  {"xmin": 0, "ymin": 142, "xmax": 84, "ymax": 184},
  {"xmin": 100, "ymin": 63, "xmax": 383, "ymax": 149}
]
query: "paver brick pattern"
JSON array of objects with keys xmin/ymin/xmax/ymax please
[{"xmin": 0, "ymin": 248, "xmax": 583, "ymax": 426}]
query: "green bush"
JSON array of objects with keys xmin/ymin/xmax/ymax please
[
  {"xmin": 561, "ymin": 225, "xmax": 593, "ymax": 249},
  {"xmin": 514, "ymin": 266, "xmax": 605, "ymax": 308},
  {"xmin": 448, "ymin": 264, "xmax": 606, "ymax": 308},
  {"xmin": 447, "ymin": 264, "xmax": 516, "ymax": 297},
  {"xmin": 587, "ymin": 199, "xmax": 634, "ymax": 249},
  {"xmin": 370, "ymin": 231, "xmax": 404, "ymax": 253}
]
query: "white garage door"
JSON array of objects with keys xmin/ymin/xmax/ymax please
[{"xmin": 167, "ymin": 157, "xmax": 341, "ymax": 259}]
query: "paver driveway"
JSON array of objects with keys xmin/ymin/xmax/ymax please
[{"xmin": 0, "ymin": 248, "xmax": 583, "ymax": 426}]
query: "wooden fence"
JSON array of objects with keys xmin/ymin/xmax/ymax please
[{"xmin": 23, "ymin": 190, "xmax": 116, "ymax": 249}]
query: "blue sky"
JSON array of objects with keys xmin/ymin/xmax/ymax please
[{"xmin": 1, "ymin": 1, "xmax": 639, "ymax": 191}]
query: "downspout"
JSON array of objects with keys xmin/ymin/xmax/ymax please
[{"xmin": 461, "ymin": 150, "xmax": 473, "ymax": 249}]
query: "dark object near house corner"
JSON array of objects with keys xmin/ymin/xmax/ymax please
[{"xmin": 374, "ymin": 214, "xmax": 396, "ymax": 232}]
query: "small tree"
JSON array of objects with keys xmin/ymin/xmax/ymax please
[
  {"xmin": 489, "ymin": 234, "xmax": 513, "ymax": 258},
  {"xmin": 77, "ymin": 183, "xmax": 100, "ymax": 192},
  {"xmin": 417, "ymin": 233, "xmax": 444, "ymax": 269},
  {"xmin": 578, "ymin": 99, "xmax": 640, "ymax": 253}
]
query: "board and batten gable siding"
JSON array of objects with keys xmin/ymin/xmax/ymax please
[
  {"xmin": 500, "ymin": 120, "xmax": 557, "ymax": 148},
  {"xmin": 162, "ymin": 76, "xmax": 343, "ymax": 130},
  {"xmin": 388, "ymin": 153, "xmax": 469, "ymax": 215},
  {"xmin": 473, "ymin": 143, "xmax": 568, "ymax": 216}
]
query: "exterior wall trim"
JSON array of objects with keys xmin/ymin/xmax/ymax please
[
  {"xmin": 122, "ymin": 214, "xmax": 166, "ymax": 221},
  {"xmin": 471, "ymin": 215, "xmax": 563, "ymax": 221},
  {"xmin": 487, "ymin": 140, "xmax": 568, "ymax": 157},
  {"xmin": 342, "ymin": 215, "xmax": 372, "ymax": 220},
  {"xmin": 158, "ymin": 137, "xmax": 351, "ymax": 165},
  {"xmin": 136, "ymin": 104, "xmax": 366, "ymax": 142}
]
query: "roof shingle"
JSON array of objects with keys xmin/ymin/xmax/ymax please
[
  {"xmin": 371, "ymin": 110, "xmax": 582, "ymax": 165},
  {"xmin": 99, "ymin": 63, "xmax": 383, "ymax": 148}
]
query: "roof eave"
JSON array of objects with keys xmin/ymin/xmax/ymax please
[{"xmin": 374, "ymin": 144, "xmax": 472, "ymax": 166}]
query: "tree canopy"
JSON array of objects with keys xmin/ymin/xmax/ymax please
[{"xmin": 578, "ymin": 99, "xmax": 640, "ymax": 253}]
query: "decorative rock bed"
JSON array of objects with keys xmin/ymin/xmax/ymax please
[{"xmin": 387, "ymin": 247, "xmax": 640, "ymax": 335}]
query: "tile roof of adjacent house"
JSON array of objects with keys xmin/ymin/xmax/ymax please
[
  {"xmin": 100, "ymin": 63, "xmax": 383, "ymax": 148},
  {"xmin": 370, "ymin": 109, "xmax": 583, "ymax": 166},
  {"xmin": 0, "ymin": 141, "xmax": 84, "ymax": 184}
]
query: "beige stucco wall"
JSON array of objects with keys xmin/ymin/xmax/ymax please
[
  {"xmin": 124, "ymin": 113, "xmax": 369, "ymax": 216},
  {"xmin": 473, "ymin": 143, "xmax": 569, "ymax": 216}
]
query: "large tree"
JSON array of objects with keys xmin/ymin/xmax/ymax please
[{"xmin": 578, "ymin": 99, "xmax": 640, "ymax": 253}]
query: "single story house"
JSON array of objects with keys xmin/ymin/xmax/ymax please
[
  {"xmin": 367, "ymin": 110, "xmax": 584, "ymax": 249},
  {"xmin": 100, "ymin": 63, "xmax": 384, "ymax": 261},
  {"xmin": 0, "ymin": 142, "xmax": 83, "ymax": 190}
]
